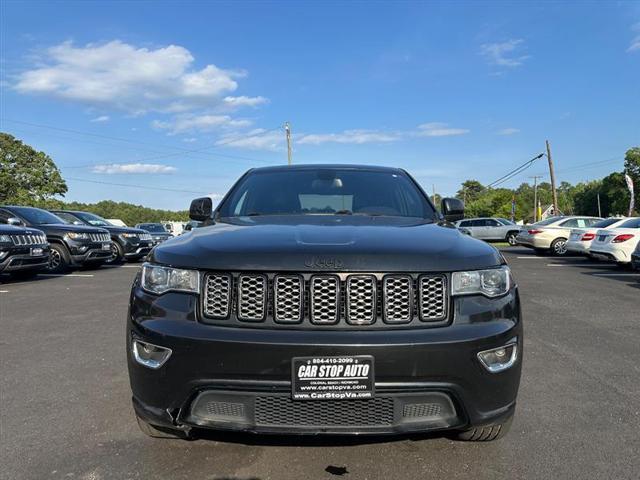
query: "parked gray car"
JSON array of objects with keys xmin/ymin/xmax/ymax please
[{"xmin": 455, "ymin": 218, "xmax": 521, "ymax": 245}]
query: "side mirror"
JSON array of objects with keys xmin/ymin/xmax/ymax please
[
  {"xmin": 7, "ymin": 217, "xmax": 23, "ymax": 226},
  {"xmin": 441, "ymin": 198, "xmax": 464, "ymax": 222},
  {"xmin": 189, "ymin": 197, "xmax": 213, "ymax": 222}
]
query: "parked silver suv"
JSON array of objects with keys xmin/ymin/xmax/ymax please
[{"xmin": 455, "ymin": 217, "xmax": 521, "ymax": 245}]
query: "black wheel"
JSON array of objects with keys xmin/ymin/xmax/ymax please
[
  {"xmin": 47, "ymin": 244, "xmax": 70, "ymax": 273},
  {"xmin": 135, "ymin": 413, "xmax": 191, "ymax": 440},
  {"xmin": 105, "ymin": 242, "xmax": 124, "ymax": 264},
  {"xmin": 455, "ymin": 415, "xmax": 513, "ymax": 442},
  {"xmin": 506, "ymin": 232, "xmax": 518, "ymax": 246},
  {"xmin": 550, "ymin": 238, "xmax": 568, "ymax": 256}
]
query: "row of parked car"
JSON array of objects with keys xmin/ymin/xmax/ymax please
[
  {"xmin": 457, "ymin": 215, "xmax": 640, "ymax": 268},
  {"xmin": 0, "ymin": 205, "xmax": 175, "ymax": 279}
]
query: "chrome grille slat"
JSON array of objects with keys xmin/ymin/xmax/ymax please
[
  {"xmin": 310, "ymin": 276, "xmax": 340, "ymax": 324},
  {"xmin": 274, "ymin": 275, "xmax": 303, "ymax": 323},
  {"xmin": 418, "ymin": 275, "xmax": 447, "ymax": 321},
  {"xmin": 237, "ymin": 274, "xmax": 267, "ymax": 321},
  {"xmin": 203, "ymin": 274, "xmax": 232, "ymax": 318},
  {"xmin": 88, "ymin": 232, "xmax": 110, "ymax": 242},
  {"xmin": 10, "ymin": 234, "xmax": 47, "ymax": 246},
  {"xmin": 383, "ymin": 275, "xmax": 413, "ymax": 323},
  {"xmin": 346, "ymin": 275, "xmax": 376, "ymax": 325}
]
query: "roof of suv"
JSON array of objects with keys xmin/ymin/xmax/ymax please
[{"xmin": 248, "ymin": 164, "xmax": 404, "ymax": 174}]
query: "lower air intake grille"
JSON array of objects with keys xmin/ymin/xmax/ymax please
[
  {"xmin": 402, "ymin": 403, "xmax": 442, "ymax": 418},
  {"xmin": 254, "ymin": 396, "xmax": 394, "ymax": 427}
]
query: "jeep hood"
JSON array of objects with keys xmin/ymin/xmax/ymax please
[{"xmin": 151, "ymin": 216, "xmax": 502, "ymax": 272}]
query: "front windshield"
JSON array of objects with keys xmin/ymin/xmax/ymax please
[
  {"xmin": 74, "ymin": 211, "xmax": 112, "ymax": 227},
  {"xmin": 11, "ymin": 207, "xmax": 67, "ymax": 225},
  {"xmin": 140, "ymin": 224, "xmax": 167, "ymax": 233},
  {"xmin": 218, "ymin": 168, "xmax": 435, "ymax": 219}
]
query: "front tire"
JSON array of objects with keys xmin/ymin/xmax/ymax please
[
  {"xmin": 455, "ymin": 415, "xmax": 513, "ymax": 442},
  {"xmin": 135, "ymin": 413, "xmax": 191, "ymax": 440},
  {"xmin": 47, "ymin": 244, "xmax": 70, "ymax": 273},
  {"xmin": 506, "ymin": 232, "xmax": 518, "ymax": 246},
  {"xmin": 106, "ymin": 242, "xmax": 123, "ymax": 264},
  {"xmin": 551, "ymin": 238, "xmax": 568, "ymax": 256}
]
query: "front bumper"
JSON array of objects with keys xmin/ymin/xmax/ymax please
[
  {"xmin": 0, "ymin": 250, "xmax": 49, "ymax": 273},
  {"xmin": 123, "ymin": 242, "xmax": 153, "ymax": 259},
  {"xmin": 127, "ymin": 284, "xmax": 522, "ymax": 435},
  {"xmin": 69, "ymin": 242, "xmax": 113, "ymax": 265}
]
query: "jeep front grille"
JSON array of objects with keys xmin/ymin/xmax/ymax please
[
  {"xmin": 89, "ymin": 233, "xmax": 110, "ymax": 242},
  {"xmin": 202, "ymin": 272, "xmax": 449, "ymax": 329},
  {"xmin": 10, "ymin": 234, "xmax": 47, "ymax": 246}
]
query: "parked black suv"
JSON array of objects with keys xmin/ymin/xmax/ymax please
[
  {"xmin": 0, "ymin": 224, "xmax": 50, "ymax": 278},
  {"xmin": 134, "ymin": 223, "xmax": 173, "ymax": 245},
  {"xmin": 0, "ymin": 206, "xmax": 112, "ymax": 273},
  {"xmin": 127, "ymin": 165, "xmax": 522, "ymax": 441},
  {"xmin": 51, "ymin": 210, "xmax": 153, "ymax": 264}
]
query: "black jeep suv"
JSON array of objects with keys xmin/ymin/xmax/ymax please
[
  {"xmin": 0, "ymin": 206, "xmax": 112, "ymax": 273},
  {"xmin": 134, "ymin": 223, "xmax": 173, "ymax": 245},
  {"xmin": 127, "ymin": 165, "xmax": 522, "ymax": 441},
  {"xmin": 51, "ymin": 210, "xmax": 153, "ymax": 264},
  {"xmin": 0, "ymin": 223, "xmax": 49, "ymax": 279}
]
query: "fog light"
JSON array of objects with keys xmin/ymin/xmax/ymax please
[
  {"xmin": 132, "ymin": 340, "xmax": 172, "ymax": 369},
  {"xmin": 477, "ymin": 342, "xmax": 517, "ymax": 373}
]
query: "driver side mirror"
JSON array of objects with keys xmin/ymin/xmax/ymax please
[
  {"xmin": 441, "ymin": 198, "xmax": 464, "ymax": 222},
  {"xmin": 189, "ymin": 197, "xmax": 213, "ymax": 222},
  {"xmin": 7, "ymin": 217, "xmax": 23, "ymax": 226}
]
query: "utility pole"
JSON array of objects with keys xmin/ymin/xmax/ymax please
[
  {"xmin": 284, "ymin": 122, "xmax": 292, "ymax": 165},
  {"xmin": 597, "ymin": 193, "xmax": 602, "ymax": 217},
  {"xmin": 529, "ymin": 175, "xmax": 543, "ymax": 222},
  {"xmin": 546, "ymin": 140, "xmax": 559, "ymax": 214}
]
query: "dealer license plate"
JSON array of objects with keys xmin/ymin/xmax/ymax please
[
  {"xmin": 292, "ymin": 355, "xmax": 374, "ymax": 400},
  {"xmin": 102, "ymin": 243, "xmax": 111, "ymax": 250},
  {"xmin": 30, "ymin": 247, "xmax": 44, "ymax": 256}
]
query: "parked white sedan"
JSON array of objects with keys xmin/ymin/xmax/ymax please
[
  {"xmin": 589, "ymin": 217, "xmax": 640, "ymax": 265},
  {"xmin": 566, "ymin": 217, "xmax": 630, "ymax": 255},
  {"xmin": 515, "ymin": 216, "xmax": 603, "ymax": 256}
]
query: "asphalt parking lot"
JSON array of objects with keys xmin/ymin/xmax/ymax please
[{"xmin": 1, "ymin": 250, "xmax": 639, "ymax": 480}]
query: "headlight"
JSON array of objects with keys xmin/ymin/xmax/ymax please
[
  {"xmin": 0, "ymin": 234, "xmax": 11, "ymax": 243},
  {"xmin": 141, "ymin": 263, "xmax": 200, "ymax": 295},
  {"xmin": 451, "ymin": 266, "xmax": 511, "ymax": 297},
  {"xmin": 120, "ymin": 233, "xmax": 138, "ymax": 239},
  {"xmin": 67, "ymin": 232, "xmax": 90, "ymax": 240}
]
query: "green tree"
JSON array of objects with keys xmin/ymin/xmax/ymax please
[
  {"xmin": 0, "ymin": 133, "xmax": 67, "ymax": 204},
  {"xmin": 456, "ymin": 180, "xmax": 484, "ymax": 203}
]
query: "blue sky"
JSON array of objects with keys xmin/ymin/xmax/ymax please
[{"xmin": 1, "ymin": 1, "xmax": 639, "ymax": 210}]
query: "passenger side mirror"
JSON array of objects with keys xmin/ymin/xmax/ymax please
[
  {"xmin": 441, "ymin": 198, "xmax": 464, "ymax": 222},
  {"xmin": 7, "ymin": 217, "xmax": 23, "ymax": 226},
  {"xmin": 189, "ymin": 197, "xmax": 213, "ymax": 222}
]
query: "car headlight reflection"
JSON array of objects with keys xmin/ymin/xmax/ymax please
[
  {"xmin": 451, "ymin": 266, "xmax": 511, "ymax": 297},
  {"xmin": 67, "ymin": 232, "xmax": 90, "ymax": 240},
  {"xmin": 141, "ymin": 263, "xmax": 200, "ymax": 295}
]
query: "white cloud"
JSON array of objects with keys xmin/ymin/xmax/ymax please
[
  {"xmin": 628, "ymin": 23, "xmax": 640, "ymax": 52},
  {"xmin": 215, "ymin": 129, "xmax": 284, "ymax": 151},
  {"xmin": 497, "ymin": 127, "xmax": 520, "ymax": 135},
  {"xmin": 480, "ymin": 39, "xmax": 530, "ymax": 67},
  {"xmin": 183, "ymin": 137, "xmax": 197, "ymax": 143},
  {"xmin": 152, "ymin": 114, "xmax": 251, "ymax": 135},
  {"xmin": 416, "ymin": 123, "xmax": 469, "ymax": 137},
  {"xmin": 90, "ymin": 115, "xmax": 110, "ymax": 123},
  {"xmin": 223, "ymin": 95, "xmax": 269, "ymax": 108},
  {"xmin": 13, "ymin": 40, "xmax": 265, "ymax": 115},
  {"xmin": 297, "ymin": 129, "xmax": 400, "ymax": 145},
  {"xmin": 91, "ymin": 163, "xmax": 177, "ymax": 174}
]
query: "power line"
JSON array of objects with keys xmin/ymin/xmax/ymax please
[
  {"xmin": 486, "ymin": 153, "xmax": 545, "ymax": 188},
  {"xmin": 1, "ymin": 118, "xmax": 279, "ymax": 166},
  {"xmin": 65, "ymin": 177, "xmax": 208, "ymax": 195}
]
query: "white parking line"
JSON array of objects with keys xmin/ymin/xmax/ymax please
[
  {"xmin": 546, "ymin": 263, "xmax": 612, "ymax": 267},
  {"xmin": 517, "ymin": 256, "xmax": 546, "ymax": 259},
  {"xmin": 39, "ymin": 273, "xmax": 94, "ymax": 278},
  {"xmin": 0, "ymin": 290, "xmax": 9, "ymax": 293}
]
